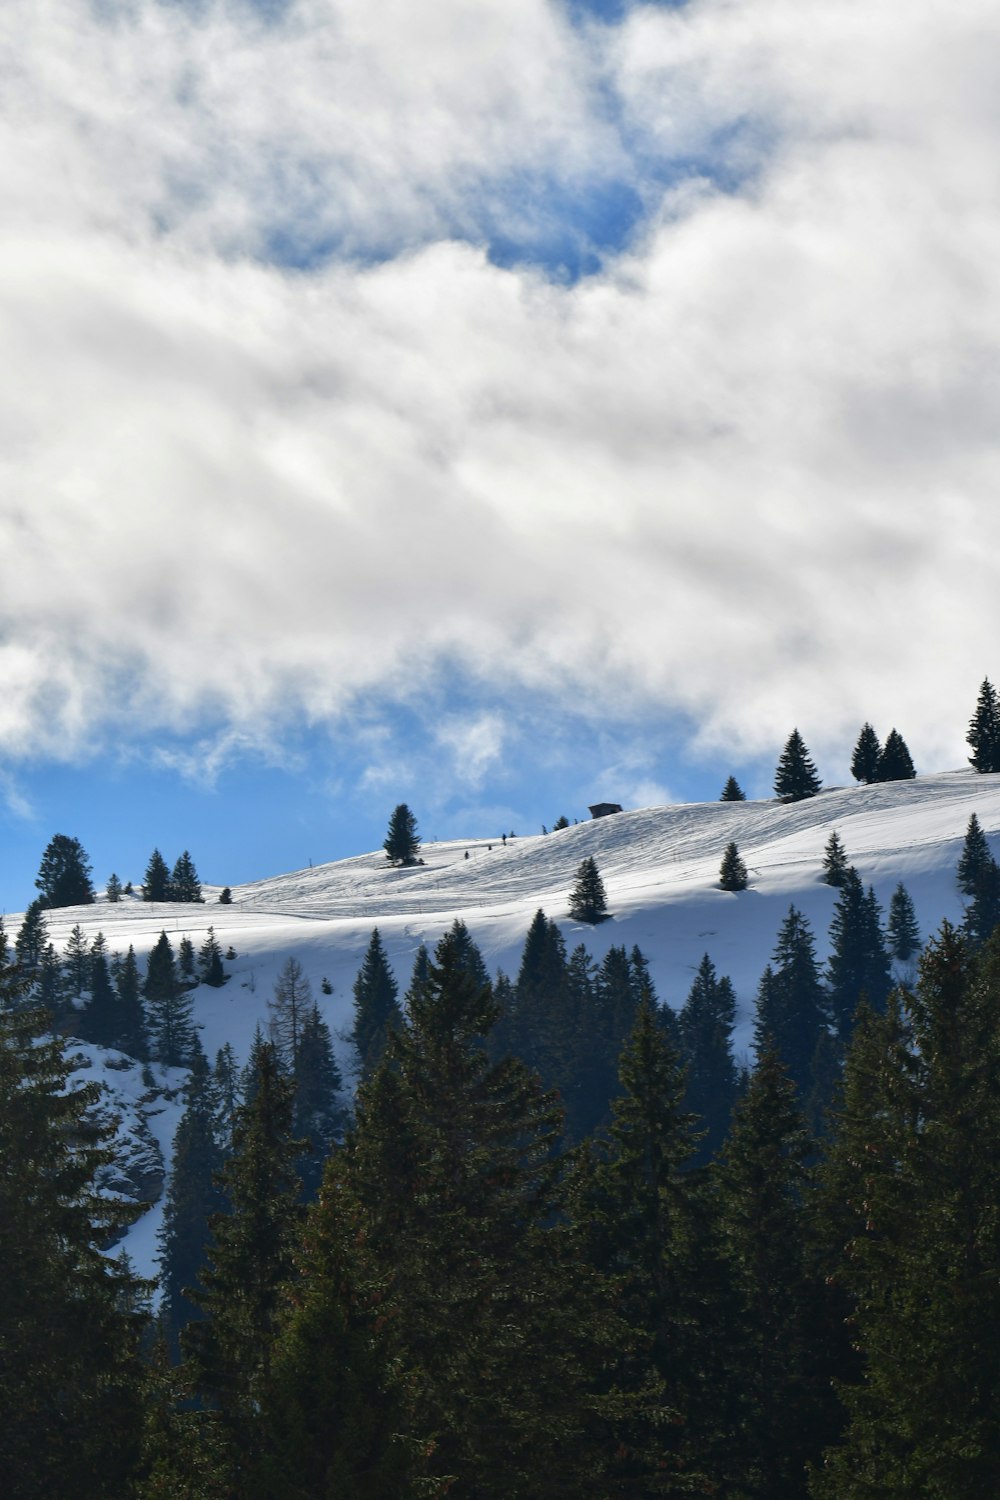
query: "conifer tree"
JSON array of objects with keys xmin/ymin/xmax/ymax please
[
  {"xmin": 963, "ymin": 855, "xmax": 1000, "ymax": 951},
  {"xmin": 14, "ymin": 899, "xmax": 47, "ymax": 986},
  {"xmin": 198, "ymin": 925, "xmax": 226, "ymax": 988},
  {"xmin": 719, "ymin": 840, "xmax": 749, "ymax": 891},
  {"xmin": 679, "ymin": 954, "xmax": 739, "ymax": 1164},
  {"xmin": 887, "ymin": 882, "xmax": 921, "ymax": 963},
  {"xmin": 753, "ymin": 906, "xmax": 829, "ymax": 1098},
  {"xmin": 145, "ymin": 931, "xmax": 196, "ymax": 1067},
  {"xmin": 114, "ymin": 944, "xmax": 147, "ymax": 1059},
  {"xmin": 170, "ymin": 850, "xmax": 204, "ymax": 903},
  {"xmin": 184, "ymin": 1041, "xmax": 304, "ymax": 1488},
  {"xmin": 177, "ymin": 934, "xmax": 196, "ymax": 982},
  {"xmin": 957, "ymin": 810, "xmax": 991, "ymax": 895},
  {"xmin": 445, "ymin": 916, "xmax": 490, "ymax": 985},
  {"xmin": 218, "ymin": 885, "xmax": 232, "ymax": 905},
  {"xmin": 143, "ymin": 848, "xmax": 172, "ymax": 901},
  {"xmin": 967, "ymin": 676, "xmax": 1000, "ymax": 773},
  {"xmin": 568, "ymin": 854, "xmax": 610, "ymax": 923},
  {"xmin": 349, "ymin": 929, "xmax": 403, "ymax": 1081},
  {"xmin": 822, "ymin": 829, "xmax": 849, "ymax": 887},
  {"xmin": 268, "ymin": 955, "xmax": 313, "ymax": 1067},
  {"xmin": 774, "ymin": 729, "xmax": 822, "ymax": 802},
  {"xmin": 36, "ymin": 941, "xmax": 64, "ymax": 1019},
  {"xmin": 211, "ymin": 1043, "xmax": 242, "ymax": 1144},
  {"xmin": 63, "ymin": 921, "xmax": 91, "ymax": 1002},
  {"xmin": 0, "ymin": 1000, "xmax": 150, "ymax": 1494},
  {"xmin": 402, "ymin": 942, "xmax": 430, "ymax": 1012},
  {"xmin": 34, "ymin": 832, "xmax": 95, "ymax": 908},
  {"xmin": 849, "ymin": 723, "xmax": 882, "ymax": 784},
  {"xmin": 293, "ymin": 1003, "xmax": 347, "ymax": 1198},
  {"xmin": 105, "ymin": 872, "xmax": 123, "ymax": 903},
  {"xmin": 80, "ymin": 939, "xmax": 119, "ymax": 1049},
  {"xmin": 875, "ymin": 727, "xmax": 915, "ymax": 781},
  {"xmin": 510, "ymin": 908, "xmax": 571, "ymax": 1086},
  {"xmin": 382, "ymin": 803, "xmax": 420, "ymax": 865},
  {"xmin": 720, "ymin": 775, "xmax": 746, "ymax": 801},
  {"xmin": 826, "ymin": 870, "xmax": 892, "ymax": 1041}
]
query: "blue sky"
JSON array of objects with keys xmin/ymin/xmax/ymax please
[{"xmin": 0, "ymin": 0, "xmax": 998, "ymax": 915}]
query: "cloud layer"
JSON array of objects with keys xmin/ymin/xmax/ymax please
[{"xmin": 2, "ymin": 0, "xmax": 1000, "ymax": 778}]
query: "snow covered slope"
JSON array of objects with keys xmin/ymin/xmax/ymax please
[{"xmin": 29, "ymin": 767, "xmax": 1000, "ymax": 1281}]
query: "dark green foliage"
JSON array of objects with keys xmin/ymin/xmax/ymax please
[
  {"xmin": 826, "ymin": 870, "xmax": 892, "ymax": 1041},
  {"xmin": 210, "ymin": 1043, "xmax": 242, "ymax": 1144},
  {"xmin": 679, "ymin": 954, "xmax": 739, "ymax": 1165},
  {"xmin": 963, "ymin": 855, "xmax": 1000, "ymax": 951},
  {"xmin": 383, "ymin": 802, "xmax": 420, "ymax": 865},
  {"xmin": 822, "ymin": 829, "xmax": 849, "ymax": 887},
  {"xmin": 63, "ymin": 921, "xmax": 91, "ymax": 1001},
  {"xmin": 887, "ymin": 882, "xmax": 921, "ymax": 962},
  {"xmin": 105, "ymin": 872, "xmax": 123, "ymax": 903},
  {"xmin": 714, "ymin": 1048, "xmax": 835, "ymax": 1498},
  {"xmin": 183, "ymin": 1041, "xmax": 304, "ymax": 1483},
  {"xmin": 113, "ymin": 944, "xmax": 147, "ymax": 1059},
  {"xmin": 720, "ymin": 775, "xmax": 746, "ymax": 801},
  {"xmin": 850, "ymin": 723, "xmax": 881, "ymax": 785},
  {"xmin": 0, "ymin": 1000, "xmax": 150, "ymax": 1496},
  {"xmin": 79, "ymin": 941, "xmax": 119, "ymax": 1049},
  {"xmin": 957, "ymin": 810, "xmax": 991, "ymax": 895},
  {"xmin": 875, "ymin": 727, "xmax": 915, "ymax": 781},
  {"xmin": 143, "ymin": 848, "xmax": 171, "ymax": 902},
  {"xmin": 402, "ymin": 941, "xmax": 429, "ymax": 1011},
  {"xmin": 293, "ymin": 1003, "xmax": 347, "ymax": 1199},
  {"xmin": 510, "ymin": 908, "xmax": 571, "ymax": 1087},
  {"xmin": 719, "ymin": 840, "xmax": 749, "ymax": 891},
  {"xmin": 36, "ymin": 941, "xmax": 65, "ymax": 1019},
  {"xmin": 14, "ymin": 899, "xmax": 47, "ymax": 985},
  {"xmin": 218, "ymin": 885, "xmax": 232, "ymax": 905},
  {"xmin": 350, "ymin": 928, "xmax": 403, "ymax": 1080},
  {"xmin": 157, "ymin": 1042, "xmax": 226, "ymax": 1350},
  {"xmin": 754, "ymin": 906, "xmax": 829, "ymax": 1098},
  {"xmin": 145, "ymin": 932, "xmax": 196, "ymax": 1067},
  {"xmin": 170, "ymin": 850, "xmax": 203, "ymax": 903},
  {"xmin": 35, "ymin": 832, "xmax": 95, "ymax": 908},
  {"xmin": 775, "ymin": 729, "xmax": 822, "ymax": 802},
  {"xmin": 444, "ymin": 916, "xmax": 490, "ymax": 985},
  {"xmin": 177, "ymin": 934, "xmax": 196, "ymax": 982},
  {"xmin": 268, "ymin": 954, "xmax": 312, "ymax": 1066},
  {"xmin": 198, "ymin": 925, "xmax": 226, "ymax": 988},
  {"xmin": 812, "ymin": 926, "xmax": 1000, "ymax": 1496},
  {"xmin": 967, "ymin": 676, "xmax": 1000, "ymax": 773},
  {"xmin": 569, "ymin": 854, "xmax": 610, "ymax": 923},
  {"xmin": 553, "ymin": 813, "xmax": 571, "ymax": 829}
]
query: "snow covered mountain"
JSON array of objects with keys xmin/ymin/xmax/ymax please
[{"xmin": 26, "ymin": 766, "xmax": 1000, "ymax": 1278}]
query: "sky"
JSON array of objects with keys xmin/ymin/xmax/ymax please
[{"xmin": 1, "ymin": 0, "xmax": 1000, "ymax": 914}]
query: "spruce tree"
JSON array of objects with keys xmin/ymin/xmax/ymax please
[
  {"xmin": 34, "ymin": 832, "xmax": 95, "ymax": 908},
  {"xmin": 568, "ymin": 854, "xmax": 610, "ymax": 923},
  {"xmin": 268, "ymin": 955, "xmax": 312, "ymax": 1066},
  {"xmin": 170, "ymin": 850, "xmax": 204, "ymax": 903},
  {"xmin": 143, "ymin": 848, "xmax": 172, "ymax": 901},
  {"xmin": 105, "ymin": 872, "xmax": 123, "ymax": 903},
  {"xmin": 753, "ymin": 906, "xmax": 829, "ymax": 1099},
  {"xmin": 887, "ymin": 881, "xmax": 921, "ymax": 963},
  {"xmin": 382, "ymin": 803, "xmax": 420, "ymax": 866},
  {"xmin": 80, "ymin": 940, "xmax": 119, "ymax": 1049},
  {"xmin": 402, "ymin": 941, "xmax": 430, "ymax": 1011},
  {"xmin": 963, "ymin": 855, "xmax": 1000, "ymax": 951},
  {"xmin": 774, "ymin": 729, "xmax": 822, "ymax": 802},
  {"xmin": 826, "ymin": 870, "xmax": 892, "ymax": 1041},
  {"xmin": 198, "ymin": 925, "xmax": 226, "ymax": 988},
  {"xmin": 349, "ymin": 929, "xmax": 403, "ymax": 1080},
  {"xmin": 218, "ymin": 885, "xmax": 232, "ymax": 905},
  {"xmin": 679, "ymin": 953, "xmax": 739, "ymax": 1164},
  {"xmin": 293, "ymin": 1003, "xmax": 347, "ymax": 1199},
  {"xmin": 957, "ymin": 810, "xmax": 991, "ymax": 895},
  {"xmin": 145, "ymin": 931, "xmax": 196, "ymax": 1067},
  {"xmin": 875, "ymin": 727, "xmax": 915, "ymax": 782},
  {"xmin": 849, "ymin": 723, "xmax": 882, "ymax": 784},
  {"xmin": 445, "ymin": 916, "xmax": 490, "ymax": 985},
  {"xmin": 510, "ymin": 908, "xmax": 571, "ymax": 1087},
  {"xmin": 967, "ymin": 676, "xmax": 1000, "ymax": 773},
  {"xmin": 822, "ymin": 829, "xmax": 849, "ymax": 887},
  {"xmin": 14, "ymin": 899, "xmax": 47, "ymax": 986},
  {"xmin": 0, "ymin": 1000, "xmax": 150, "ymax": 1495},
  {"xmin": 719, "ymin": 840, "xmax": 749, "ymax": 891},
  {"xmin": 720, "ymin": 775, "xmax": 746, "ymax": 801},
  {"xmin": 177, "ymin": 934, "xmax": 196, "ymax": 983},
  {"xmin": 114, "ymin": 944, "xmax": 147, "ymax": 1059},
  {"xmin": 63, "ymin": 921, "xmax": 91, "ymax": 1003}
]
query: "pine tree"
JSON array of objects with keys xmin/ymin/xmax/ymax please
[
  {"xmin": 145, "ymin": 931, "xmax": 196, "ymax": 1067},
  {"xmin": 198, "ymin": 925, "xmax": 226, "ymax": 988},
  {"xmin": 0, "ymin": 1000, "xmax": 150, "ymax": 1495},
  {"xmin": 826, "ymin": 869, "xmax": 892, "ymax": 1041},
  {"xmin": 713, "ymin": 1047, "xmax": 833, "ymax": 1498},
  {"xmin": 350, "ymin": 929, "xmax": 403, "ymax": 1081},
  {"xmin": 80, "ymin": 940, "xmax": 119, "ymax": 1049},
  {"xmin": 822, "ymin": 829, "xmax": 849, "ymax": 887},
  {"xmin": 35, "ymin": 941, "xmax": 65, "ymax": 1020},
  {"xmin": 754, "ymin": 905, "xmax": 829, "ymax": 1099},
  {"xmin": 402, "ymin": 942, "xmax": 430, "ymax": 1012},
  {"xmin": 218, "ymin": 886, "xmax": 232, "ymax": 905},
  {"xmin": 293, "ymin": 1003, "xmax": 347, "ymax": 1199},
  {"xmin": 849, "ymin": 723, "xmax": 882, "ymax": 785},
  {"xmin": 114, "ymin": 944, "xmax": 147, "ymax": 1059},
  {"xmin": 143, "ymin": 848, "xmax": 172, "ymax": 901},
  {"xmin": 63, "ymin": 922, "xmax": 91, "ymax": 1003},
  {"xmin": 14, "ymin": 899, "xmax": 47, "ymax": 986},
  {"xmin": 875, "ymin": 727, "xmax": 915, "ymax": 782},
  {"xmin": 211, "ymin": 1043, "xmax": 242, "ymax": 1144},
  {"xmin": 445, "ymin": 916, "xmax": 490, "ymax": 985},
  {"xmin": 183, "ymin": 1041, "xmax": 304, "ymax": 1487},
  {"xmin": 967, "ymin": 676, "xmax": 1000, "ymax": 773},
  {"xmin": 774, "ymin": 729, "xmax": 822, "ymax": 802},
  {"xmin": 957, "ymin": 810, "xmax": 991, "ymax": 895},
  {"xmin": 157, "ymin": 1041, "xmax": 225, "ymax": 1351},
  {"xmin": 178, "ymin": 934, "xmax": 196, "ymax": 982},
  {"xmin": 105, "ymin": 872, "xmax": 123, "ymax": 903},
  {"xmin": 382, "ymin": 803, "xmax": 420, "ymax": 866},
  {"xmin": 34, "ymin": 832, "xmax": 95, "ymax": 908},
  {"xmin": 268, "ymin": 955, "xmax": 313, "ymax": 1069},
  {"xmin": 510, "ymin": 908, "xmax": 571, "ymax": 1086},
  {"xmin": 887, "ymin": 881, "xmax": 921, "ymax": 962},
  {"xmin": 170, "ymin": 850, "xmax": 204, "ymax": 902},
  {"xmin": 679, "ymin": 953, "xmax": 739, "ymax": 1164},
  {"xmin": 719, "ymin": 840, "xmax": 749, "ymax": 891},
  {"xmin": 963, "ymin": 855, "xmax": 1000, "ymax": 951},
  {"xmin": 568, "ymin": 854, "xmax": 610, "ymax": 923},
  {"xmin": 720, "ymin": 775, "xmax": 746, "ymax": 801}
]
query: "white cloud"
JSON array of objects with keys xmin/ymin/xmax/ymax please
[{"xmin": 1, "ymin": 0, "xmax": 999, "ymax": 778}]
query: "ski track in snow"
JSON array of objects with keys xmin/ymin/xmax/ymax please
[{"xmin": 26, "ymin": 768, "xmax": 1000, "ymax": 1283}]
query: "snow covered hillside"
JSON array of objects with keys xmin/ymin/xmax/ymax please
[{"xmin": 21, "ymin": 768, "xmax": 1000, "ymax": 1278}]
